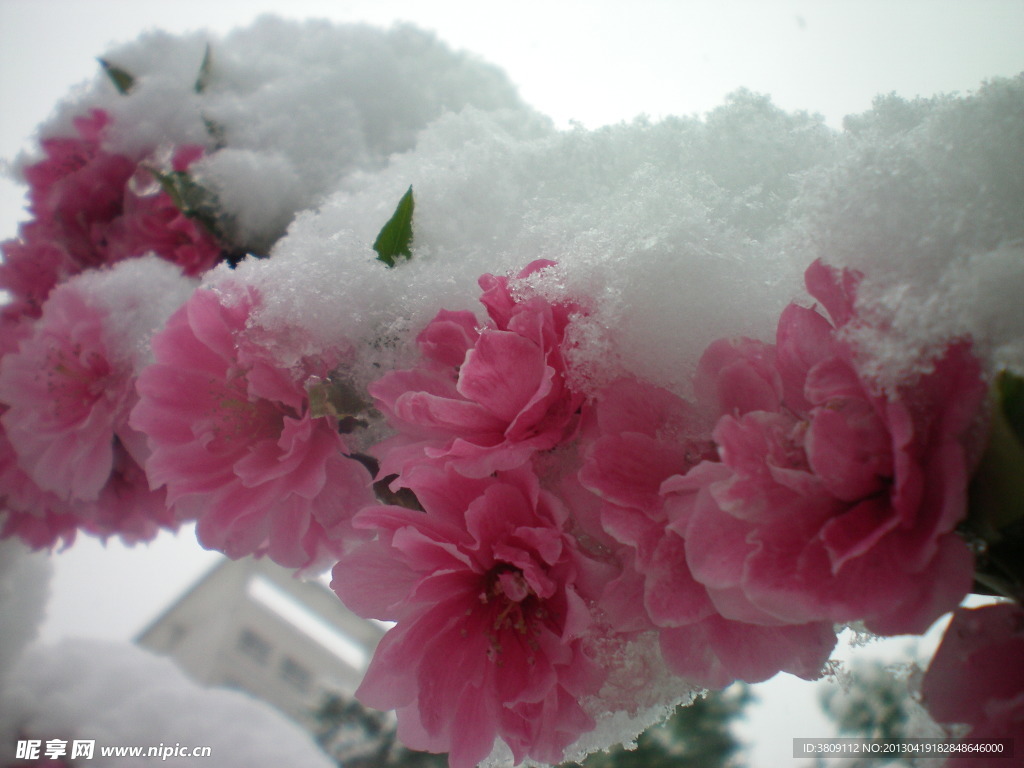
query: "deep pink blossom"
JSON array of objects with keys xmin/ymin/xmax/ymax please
[
  {"xmin": 131, "ymin": 286, "xmax": 375, "ymax": 570},
  {"xmin": 0, "ymin": 441, "xmax": 172, "ymax": 550},
  {"xmin": 104, "ymin": 146, "xmax": 223, "ymax": 276},
  {"xmin": 332, "ymin": 465, "xmax": 606, "ymax": 768},
  {"xmin": 370, "ymin": 260, "xmax": 584, "ymax": 481},
  {"xmin": 921, "ymin": 603, "xmax": 1024, "ymax": 765},
  {"xmin": 23, "ymin": 110, "xmax": 114, "ymax": 209},
  {"xmin": 0, "ymin": 111, "xmax": 222, "ymax": 318},
  {"xmin": 681, "ymin": 260, "xmax": 986, "ymax": 635},
  {"xmin": 21, "ymin": 110, "xmax": 136, "ymax": 269}
]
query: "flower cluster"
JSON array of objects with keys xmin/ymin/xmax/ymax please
[
  {"xmin": 131, "ymin": 285, "xmax": 376, "ymax": 571},
  {"xmin": 0, "ymin": 245, "xmax": 1002, "ymax": 765},
  {"xmin": 335, "ymin": 465, "xmax": 606, "ymax": 768},
  {"xmin": 0, "ymin": 110, "xmax": 221, "ymax": 320},
  {"xmin": 679, "ymin": 260, "xmax": 985, "ymax": 637},
  {"xmin": 325, "ymin": 258, "xmax": 992, "ymax": 764},
  {"xmin": 0, "ymin": 102, "xmax": 229, "ymax": 547},
  {"xmin": 0, "ymin": 272, "xmax": 175, "ymax": 545}
]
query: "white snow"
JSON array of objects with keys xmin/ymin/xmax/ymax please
[
  {"xmin": 0, "ymin": 637, "xmax": 336, "ymax": 767},
  {"xmin": 71, "ymin": 257, "xmax": 198, "ymax": 372},
  {"xmin": 19, "ymin": 16, "xmax": 532, "ymax": 255}
]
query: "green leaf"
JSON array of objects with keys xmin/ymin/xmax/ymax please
[
  {"xmin": 145, "ymin": 166, "xmax": 224, "ymax": 241},
  {"xmin": 967, "ymin": 371, "xmax": 1024, "ymax": 601},
  {"xmin": 202, "ymin": 116, "xmax": 227, "ymax": 149},
  {"xmin": 968, "ymin": 371, "xmax": 1024, "ymax": 535},
  {"xmin": 195, "ymin": 43, "xmax": 213, "ymax": 94},
  {"xmin": 98, "ymin": 58, "xmax": 135, "ymax": 95},
  {"xmin": 372, "ymin": 186, "xmax": 415, "ymax": 268},
  {"xmin": 998, "ymin": 369, "xmax": 1024, "ymax": 445}
]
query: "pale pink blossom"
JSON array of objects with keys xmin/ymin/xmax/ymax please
[
  {"xmin": 0, "ymin": 229, "xmax": 79, "ymax": 319},
  {"xmin": 370, "ymin": 260, "xmax": 584, "ymax": 481},
  {"xmin": 576, "ymin": 377, "xmax": 835, "ymax": 686},
  {"xmin": 576, "ymin": 376, "xmax": 715, "ymax": 632},
  {"xmin": 331, "ymin": 465, "xmax": 606, "ymax": 768},
  {"xmin": 79, "ymin": 443, "xmax": 176, "ymax": 543},
  {"xmin": 131, "ymin": 286, "xmax": 375, "ymax": 570},
  {"xmin": 0, "ymin": 284, "xmax": 136, "ymax": 501},
  {"xmin": 681, "ymin": 260, "xmax": 986, "ymax": 635},
  {"xmin": 658, "ymin": 613, "xmax": 838, "ymax": 690},
  {"xmin": 0, "ymin": 314, "xmax": 80, "ymax": 548},
  {"xmin": 0, "ymin": 427, "xmax": 79, "ymax": 549},
  {"xmin": 921, "ymin": 603, "xmax": 1024, "ymax": 765},
  {"xmin": 0, "ymin": 278, "xmax": 173, "ymax": 546}
]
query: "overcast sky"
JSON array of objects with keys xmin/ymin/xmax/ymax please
[{"xmin": 2, "ymin": 1, "xmax": 1021, "ymax": 765}]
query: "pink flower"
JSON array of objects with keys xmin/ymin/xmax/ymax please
[
  {"xmin": 370, "ymin": 260, "xmax": 584, "ymax": 481},
  {"xmin": 332, "ymin": 465, "xmax": 606, "ymax": 768},
  {"xmin": 656, "ymin": 462, "xmax": 837, "ymax": 687},
  {"xmin": 681, "ymin": 260, "xmax": 986, "ymax": 635},
  {"xmin": 0, "ymin": 229, "xmax": 79, "ymax": 319},
  {"xmin": 0, "ymin": 111, "xmax": 223, "ymax": 317},
  {"xmin": 0, "ymin": 313, "xmax": 79, "ymax": 548},
  {"xmin": 0, "ymin": 428, "xmax": 79, "ymax": 549},
  {"xmin": 0, "ymin": 276, "xmax": 173, "ymax": 546},
  {"xmin": 0, "ymin": 427, "xmax": 172, "ymax": 549},
  {"xmin": 104, "ymin": 146, "xmax": 223, "ymax": 276},
  {"xmin": 657, "ymin": 612, "xmax": 838, "ymax": 690},
  {"xmin": 575, "ymin": 377, "xmax": 835, "ymax": 687},
  {"xmin": 22, "ymin": 110, "xmax": 136, "ymax": 269},
  {"xmin": 79, "ymin": 442, "xmax": 176, "ymax": 543},
  {"xmin": 576, "ymin": 377, "xmax": 715, "ymax": 631},
  {"xmin": 131, "ymin": 286, "xmax": 375, "ymax": 571},
  {"xmin": 921, "ymin": 603, "xmax": 1024, "ymax": 765},
  {"xmin": 0, "ymin": 283, "xmax": 136, "ymax": 501}
]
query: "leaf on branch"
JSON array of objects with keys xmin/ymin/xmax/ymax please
[
  {"xmin": 195, "ymin": 43, "xmax": 213, "ymax": 94},
  {"xmin": 202, "ymin": 116, "xmax": 227, "ymax": 149},
  {"xmin": 968, "ymin": 369, "xmax": 1024, "ymax": 542},
  {"xmin": 373, "ymin": 185, "xmax": 415, "ymax": 268},
  {"xmin": 146, "ymin": 167, "xmax": 224, "ymax": 241},
  {"xmin": 98, "ymin": 58, "xmax": 135, "ymax": 95},
  {"xmin": 998, "ymin": 370, "xmax": 1024, "ymax": 446},
  {"xmin": 966, "ymin": 370, "xmax": 1024, "ymax": 601}
]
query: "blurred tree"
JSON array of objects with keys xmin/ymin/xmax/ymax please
[
  {"xmin": 819, "ymin": 658, "xmax": 925, "ymax": 768},
  {"xmin": 311, "ymin": 692, "xmax": 447, "ymax": 768}
]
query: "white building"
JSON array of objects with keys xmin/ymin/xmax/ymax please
[{"xmin": 136, "ymin": 555, "xmax": 387, "ymax": 733}]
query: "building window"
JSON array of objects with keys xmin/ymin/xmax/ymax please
[
  {"xmin": 280, "ymin": 656, "xmax": 312, "ymax": 693},
  {"xmin": 237, "ymin": 628, "xmax": 272, "ymax": 664}
]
